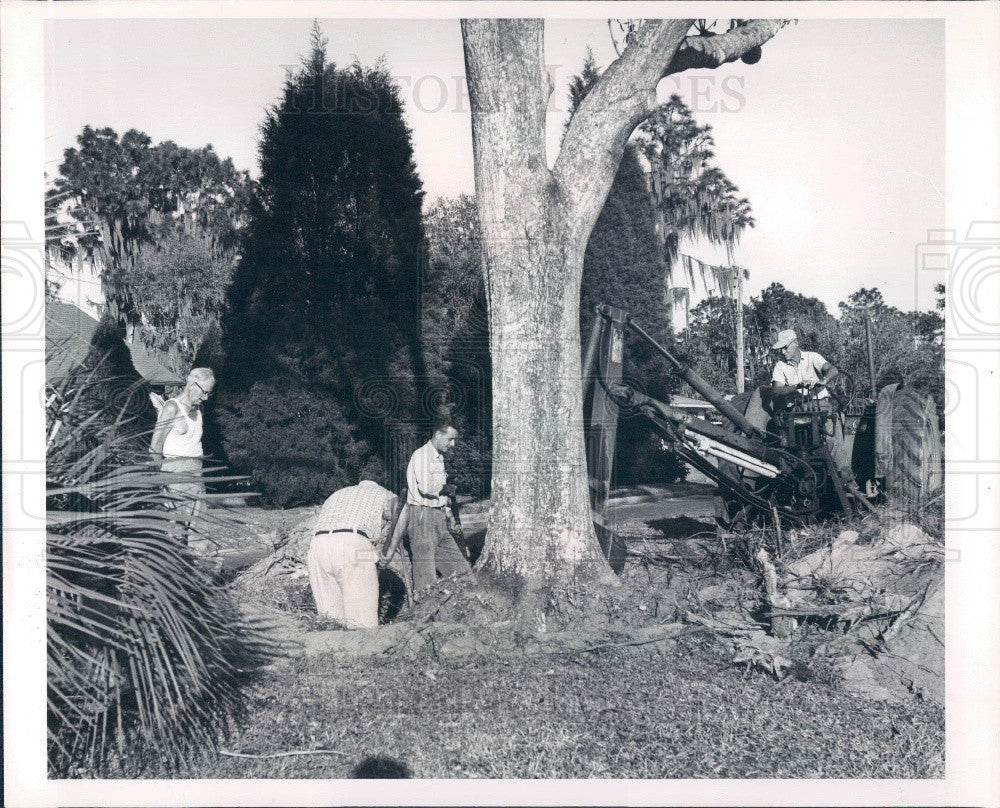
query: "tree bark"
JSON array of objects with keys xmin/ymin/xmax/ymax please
[
  {"xmin": 461, "ymin": 18, "xmax": 787, "ymax": 591},
  {"xmin": 462, "ymin": 19, "xmax": 609, "ymax": 589}
]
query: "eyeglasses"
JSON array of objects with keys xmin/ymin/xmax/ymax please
[{"xmin": 193, "ymin": 381, "xmax": 215, "ymax": 398}]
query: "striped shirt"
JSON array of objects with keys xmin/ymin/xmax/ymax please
[
  {"xmin": 406, "ymin": 440, "xmax": 448, "ymax": 508},
  {"xmin": 314, "ymin": 481, "xmax": 397, "ymax": 543}
]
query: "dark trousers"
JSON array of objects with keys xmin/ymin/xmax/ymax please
[{"xmin": 409, "ymin": 505, "xmax": 469, "ymax": 593}]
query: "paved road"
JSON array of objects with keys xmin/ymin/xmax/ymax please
[
  {"xmin": 460, "ymin": 489, "xmax": 716, "ymax": 530},
  {"xmin": 605, "ymin": 494, "xmax": 715, "ymax": 524},
  {"xmin": 457, "ymin": 488, "xmax": 718, "ymax": 553}
]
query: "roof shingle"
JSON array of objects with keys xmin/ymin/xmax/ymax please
[{"xmin": 45, "ymin": 301, "xmax": 184, "ymax": 386}]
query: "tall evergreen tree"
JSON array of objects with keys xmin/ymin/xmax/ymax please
[
  {"xmin": 579, "ymin": 144, "xmax": 686, "ymax": 484},
  {"xmin": 638, "ymin": 95, "xmax": 754, "ymax": 265},
  {"xmin": 218, "ymin": 24, "xmax": 427, "ymax": 506},
  {"xmin": 421, "ymin": 195, "xmax": 492, "ymax": 499},
  {"xmin": 566, "ymin": 48, "xmax": 601, "ymax": 119}
]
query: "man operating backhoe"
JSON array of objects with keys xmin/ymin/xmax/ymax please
[{"xmin": 769, "ymin": 329, "xmax": 851, "ymax": 477}]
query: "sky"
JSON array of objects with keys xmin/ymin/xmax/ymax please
[{"xmin": 45, "ymin": 17, "xmax": 945, "ymax": 314}]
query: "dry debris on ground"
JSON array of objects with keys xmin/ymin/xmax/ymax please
[{"xmin": 228, "ymin": 505, "xmax": 943, "ymax": 707}]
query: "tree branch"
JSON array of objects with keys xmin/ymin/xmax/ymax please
[
  {"xmin": 554, "ymin": 19, "xmax": 693, "ymax": 243},
  {"xmin": 665, "ymin": 19, "xmax": 791, "ymax": 75},
  {"xmin": 553, "ymin": 18, "xmax": 789, "ymax": 245}
]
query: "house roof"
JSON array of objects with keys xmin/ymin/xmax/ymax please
[{"xmin": 45, "ymin": 301, "xmax": 184, "ymax": 386}]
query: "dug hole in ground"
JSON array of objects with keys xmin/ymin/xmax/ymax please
[{"xmin": 228, "ymin": 498, "xmax": 944, "ymax": 709}]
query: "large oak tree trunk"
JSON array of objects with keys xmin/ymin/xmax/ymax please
[
  {"xmin": 461, "ymin": 17, "xmax": 787, "ymax": 591},
  {"xmin": 482, "ymin": 235, "xmax": 607, "ymax": 586},
  {"xmin": 462, "ymin": 20, "xmax": 609, "ymax": 587}
]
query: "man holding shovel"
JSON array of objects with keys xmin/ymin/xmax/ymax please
[{"xmin": 381, "ymin": 417, "xmax": 469, "ymax": 595}]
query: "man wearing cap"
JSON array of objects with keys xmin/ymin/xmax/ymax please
[
  {"xmin": 307, "ymin": 480, "xmax": 399, "ymax": 629},
  {"xmin": 770, "ymin": 329, "xmax": 850, "ymax": 475},
  {"xmin": 770, "ymin": 329, "xmax": 839, "ymax": 398}
]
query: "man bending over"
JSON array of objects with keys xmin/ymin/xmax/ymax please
[{"xmin": 307, "ymin": 480, "xmax": 399, "ymax": 629}]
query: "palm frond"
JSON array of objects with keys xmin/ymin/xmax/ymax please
[{"xmin": 46, "ymin": 362, "xmax": 276, "ymax": 775}]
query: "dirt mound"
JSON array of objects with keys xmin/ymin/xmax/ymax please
[
  {"xmin": 766, "ymin": 522, "xmax": 943, "ymax": 705},
  {"xmin": 233, "ymin": 509, "xmax": 319, "ymax": 614},
  {"xmin": 234, "ymin": 508, "xmax": 414, "ymax": 629}
]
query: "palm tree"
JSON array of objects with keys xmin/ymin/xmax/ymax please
[
  {"xmin": 46, "ymin": 360, "xmax": 272, "ymax": 775},
  {"xmin": 638, "ymin": 94, "xmax": 754, "ymax": 267}
]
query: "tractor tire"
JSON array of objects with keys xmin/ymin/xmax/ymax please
[{"xmin": 886, "ymin": 387, "xmax": 943, "ymax": 510}]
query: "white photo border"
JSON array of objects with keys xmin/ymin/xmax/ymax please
[{"xmin": 3, "ymin": 1, "xmax": 998, "ymax": 806}]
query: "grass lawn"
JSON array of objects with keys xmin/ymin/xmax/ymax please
[{"xmin": 132, "ymin": 641, "xmax": 943, "ymax": 779}]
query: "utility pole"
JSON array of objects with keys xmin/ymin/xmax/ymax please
[
  {"xmin": 864, "ymin": 311, "xmax": 877, "ymax": 399},
  {"xmin": 735, "ymin": 266, "xmax": 745, "ymax": 394}
]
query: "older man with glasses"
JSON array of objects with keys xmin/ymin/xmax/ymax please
[
  {"xmin": 770, "ymin": 329, "xmax": 851, "ymax": 478},
  {"xmin": 150, "ymin": 367, "xmax": 215, "ymax": 549}
]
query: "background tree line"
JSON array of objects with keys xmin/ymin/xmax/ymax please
[
  {"xmin": 676, "ymin": 283, "xmax": 945, "ymax": 416},
  {"xmin": 48, "ymin": 28, "xmax": 944, "ymax": 507}
]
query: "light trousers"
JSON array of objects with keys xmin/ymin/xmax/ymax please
[
  {"xmin": 306, "ymin": 532, "xmax": 378, "ymax": 629},
  {"xmin": 816, "ymin": 399, "xmax": 852, "ymax": 478},
  {"xmin": 162, "ymin": 455, "xmax": 207, "ymax": 551}
]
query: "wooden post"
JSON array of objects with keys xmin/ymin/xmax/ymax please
[
  {"xmin": 864, "ymin": 312, "xmax": 877, "ymax": 399},
  {"xmin": 735, "ymin": 266, "xmax": 745, "ymax": 394}
]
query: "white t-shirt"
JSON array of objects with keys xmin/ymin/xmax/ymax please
[
  {"xmin": 160, "ymin": 398, "xmax": 204, "ymax": 457},
  {"xmin": 772, "ymin": 350, "xmax": 830, "ymax": 399}
]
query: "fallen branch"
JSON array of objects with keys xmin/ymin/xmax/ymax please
[
  {"xmin": 220, "ymin": 748, "xmax": 350, "ymax": 759},
  {"xmin": 756, "ymin": 548, "xmax": 795, "ymax": 638},
  {"xmin": 556, "ymin": 624, "xmax": 684, "ymax": 656},
  {"xmin": 685, "ymin": 610, "xmax": 755, "ymax": 638}
]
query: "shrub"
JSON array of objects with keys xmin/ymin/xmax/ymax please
[
  {"xmin": 216, "ymin": 380, "xmax": 382, "ymax": 508},
  {"xmin": 445, "ymin": 430, "xmax": 492, "ymax": 501}
]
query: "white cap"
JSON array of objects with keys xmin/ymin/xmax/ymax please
[{"xmin": 772, "ymin": 329, "xmax": 797, "ymax": 350}]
